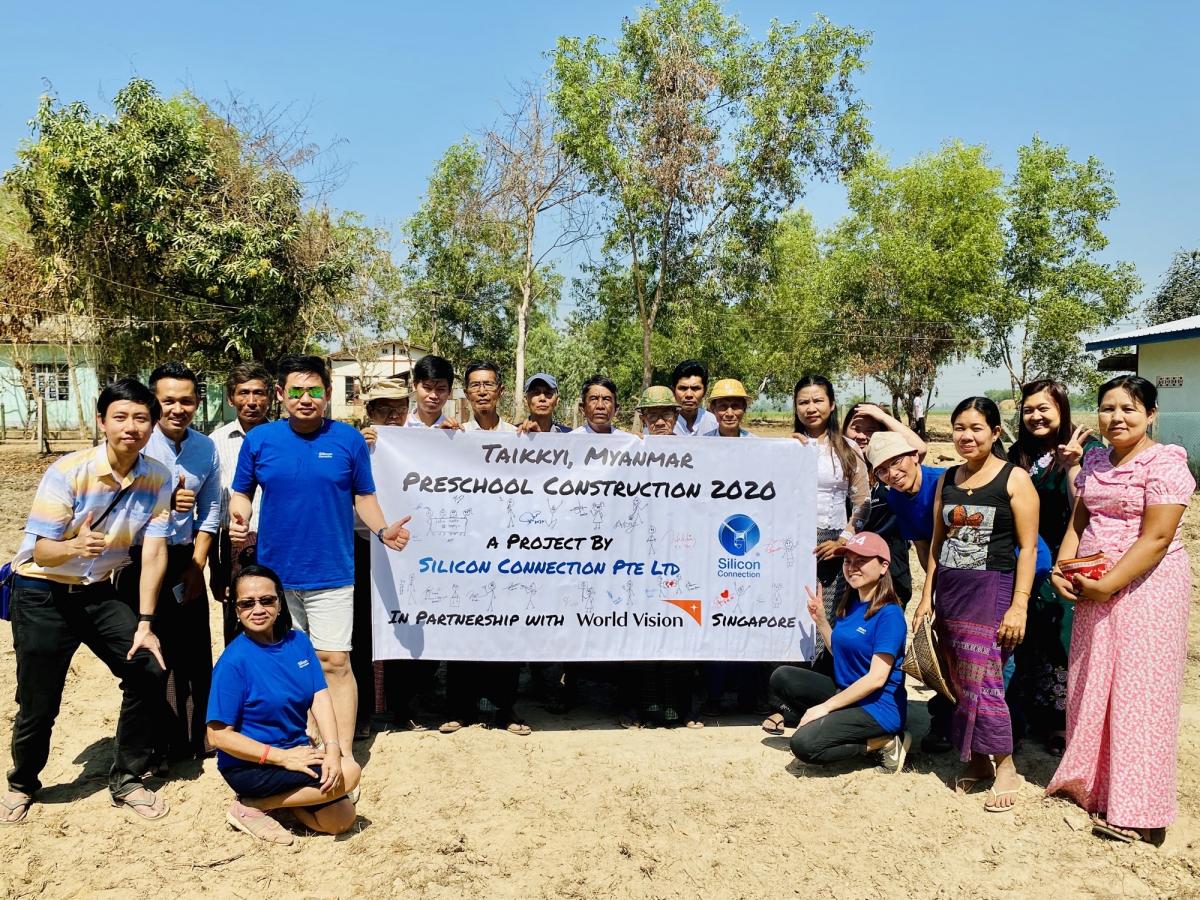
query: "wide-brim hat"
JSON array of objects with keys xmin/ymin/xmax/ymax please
[
  {"xmin": 866, "ymin": 431, "xmax": 917, "ymax": 470},
  {"xmin": 364, "ymin": 378, "xmax": 410, "ymax": 403},
  {"xmin": 707, "ymin": 378, "xmax": 750, "ymax": 404},
  {"xmin": 636, "ymin": 385, "xmax": 680, "ymax": 410},
  {"xmin": 900, "ymin": 615, "xmax": 956, "ymax": 702}
]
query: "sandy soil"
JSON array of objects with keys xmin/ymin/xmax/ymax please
[{"xmin": 1, "ymin": 440, "xmax": 1198, "ymax": 899}]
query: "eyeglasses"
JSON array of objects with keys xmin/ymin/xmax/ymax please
[
  {"xmin": 235, "ymin": 596, "xmax": 279, "ymax": 611},
  {"xmin": 286, "ymin": 386, "xmax": 326, "ymax": 400},
  {"xmin": 374, "ymin": 404, "xmax": 407, "ymax": 419},
  {"xmin": 467, "ymin": 381, "xmax": 499, "ymax": 393}
]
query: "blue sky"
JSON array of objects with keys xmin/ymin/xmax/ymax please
[{"xmin": 2, "ymin": 0, "xmax": 1196, "ymax": 398}]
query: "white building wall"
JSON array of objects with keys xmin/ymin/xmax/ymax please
[{"xmin": 1139, "ymin": 339, "xmax": 1200, "ymax": 477}]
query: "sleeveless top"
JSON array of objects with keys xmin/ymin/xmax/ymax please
[{"xmin": 938, "ymin": 462, "xmax": 1016, "ymax": 572}]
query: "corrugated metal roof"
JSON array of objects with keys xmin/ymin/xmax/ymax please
[{"xmin": 1086, "ymin": 315, "xmax": 1200, "ymax": 351}]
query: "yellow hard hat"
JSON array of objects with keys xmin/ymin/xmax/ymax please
[{"xmin": 708, "ymin": 378, "xmax": 750, "ymax": 404}]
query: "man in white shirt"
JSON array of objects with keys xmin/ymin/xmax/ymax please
[
  {"xmin": 671, "ymin": 360, "xmax": 718, "ymax": 436},
  {"xmin": 912, "ymin": 391, "xmax": 927, "ymax": 439},
  {"xmin": 208, "ymin": 363, "xmax": 271, "ymax": 644},
  {"xmin": 462, "ymin": 361, "xmax": 517, "ymax": 432},
  {"xmin": 405, "ymin": 355, "xmax": 461, "ymax": 430}
]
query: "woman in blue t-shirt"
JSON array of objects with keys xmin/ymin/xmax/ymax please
[
  {"xmin": 767, "ymin": 532, "xmax": 911, "ymax": 772},
  {"xmin": 206, "ymin": 564, "xmax": 361, "ymax": 845}
]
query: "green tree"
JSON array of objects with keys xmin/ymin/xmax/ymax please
[
  {"xmin": 552, "ymin": 0, "xmax": 870, "ymax": 389},
  {"xmin": 983, "ymin": 136, "xmax": 1140, "ymax": 393},
  {"xmin": 5, "ymin": 78, "xmax": 371, "ymax": 373},
  {"xmin": 825, "ymin": 143, "xmax": 1005, "ymax": 419},
  {"xmin": 1145, "ymin": 249, "xmax": 1200, "ymax": 325}
]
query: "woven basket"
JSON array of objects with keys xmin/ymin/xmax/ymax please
[{"xmin": 901, "ymin": 615, "xmax": 955, "ymax": 702}]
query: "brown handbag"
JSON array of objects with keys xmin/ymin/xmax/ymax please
[{"xmin": 901, "ymin": 614, "xmax": 956, "ymax": 702}]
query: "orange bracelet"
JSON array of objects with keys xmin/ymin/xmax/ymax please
[{"xmin": 258, "ymin": 744, "xmax": 271, "ymax": 765}]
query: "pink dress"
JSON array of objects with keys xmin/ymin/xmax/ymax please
[{"xmin": 1046, "ymin": 443, "xmax": 1195, "ymax": 828}]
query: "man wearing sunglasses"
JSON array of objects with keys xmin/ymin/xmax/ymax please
[{"xmin": 229, "ymin": 355, "xmax": 412, "ymax": 763}]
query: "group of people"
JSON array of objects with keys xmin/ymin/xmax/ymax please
[{"xmin": 0, "ymin": 352, "xmax": 1192, "ymax": 851}]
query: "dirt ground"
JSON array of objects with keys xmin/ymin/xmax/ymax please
[{"xmin": 0, "ymin": 439, "xmax": 1197, "ymax": 899}]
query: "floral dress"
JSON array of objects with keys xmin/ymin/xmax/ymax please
[{"xmin": 1046, "ymin": 444, "xmax": 1195, "ymax": 828}]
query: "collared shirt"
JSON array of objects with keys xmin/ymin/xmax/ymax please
[
  {"xmin": 674, "ymin": 408, "xmax": 718, "ymax": 436},
  {"xmin": 210, "ymin": 418, "xmax": 265, "ymax": 528},
  {"xmin": 14, "ymin": 444, "xmax": 172, "ymax": 584},
  {"xmin": 573, "ymin": 422, "xmax": 623, "ymax": 434},
  {"xmin": 404, "ymin": 412, "xmax": 448, "ymax": 429},
  {"xmin": 463, "ymin": 416, "xmax": 518, "ymax": 433},
  {"xmin": 702, "ymin": 427, "xmax": 751, "ymax": 437},
  {"xmin": 143, "ymin": 426, "xmax": 221, "ymax": 545}
]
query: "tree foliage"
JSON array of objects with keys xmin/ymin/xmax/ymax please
[
  {"xmin": 552, "ymin": 0, "xmax": 871, "ymax": 389},
  {"xmin": 982, "ymin": 136, "xmax": 1139, "ymax": 393},
  {"xmin": 1145, "ymin": 249, "xmax": 1200, "ymax": 325},
  {"xmin": 4, "ymin": 78, "xmax": 380, "ymax": 373},
  {"xmin": 824, "ymin": 143, "xmax": 1005, "ymax": 418}
]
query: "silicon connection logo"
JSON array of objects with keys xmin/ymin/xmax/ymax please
[{"xmin": 717, "ymin": 514, "xmax": 760, "ymax": 556}]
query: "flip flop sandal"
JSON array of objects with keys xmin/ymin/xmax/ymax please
[
  {"xmin": 0, "ymin": 794, "xmax": 32, "ymax": 825},
  {"xmin": 983, "ymin": 788, "xmax": 1020, "ymax": 813},
  {"xmin": 761, "ymin": 714, "xmax": 786, "ymax": 736},
  {"xmin": 685, "ymin": 720, "xmax": 705, "ymax": 730},
  {"xmin": 226, "ymin": 803, "xmax": 294, "ymax": 845},
  {"xmin": 438, "ymin": 721, "xmax": 465, "ymax": 734},
  {"xmin": 505, "ymin": 722, "xmax": 532, "ymax": 737},
  {"xmin": 400, "ymin": 719, "xmax": 429, "ymax": 733},
  {"xmin": 954, "ymin": 776, "xmax": 989, "ymax": 796},
  {"xmin": 111, "ymin": 788, "xmax": 170, "ymax": 823},
  {"xmin": 1090, "ymin": 817, "xmax": 1142, "ymax": 843}
]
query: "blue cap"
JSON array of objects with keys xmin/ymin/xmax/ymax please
[{"xmin": 524, "ymin": 373, "xmax": 558, "ymax": 393}]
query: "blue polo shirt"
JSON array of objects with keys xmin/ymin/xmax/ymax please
[
  {"xmin": 885, "ymin": 465, "xmax": 946, "ymax": 542},
  {"xmin": 831, "ymin": 599, "xmax": 907, "ymax": 733},
  {"xmin": 207, "ymin": 630, "xmax": 327, "ymax": 772},
  {"xmin": 232, "ymin": 419, "xmax": 375, "ymax": 590}
]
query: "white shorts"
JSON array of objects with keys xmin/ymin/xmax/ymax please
[{"xmin": 284, "ymin": 585, "xmax": 354, "ymax": 652}]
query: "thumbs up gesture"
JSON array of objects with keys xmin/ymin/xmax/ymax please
[
  {"xmin": 229, "ymin": 510, "xmax": 251, "ymax": 549},
  {"xmin": 172, "ymin": 474, "xmax": 195, "ymax": 514},
  {"xmin": 72, "ymin": 511, "xmax": 107, "ymax": 560},
  {"xmin": 379, "ymin": 515, "xmax": 413, "ymax": 552}
]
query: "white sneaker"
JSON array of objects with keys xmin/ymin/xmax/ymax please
[{"xmin": 877, "ymin": 731, "xmax": 911, "ymax": 774}]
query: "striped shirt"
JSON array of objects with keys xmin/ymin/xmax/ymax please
[
  {"xmin": 144, "ymin": 426, "xmax": 221, "ymax": 545},
  {"xmin": 210, "ymin": 418, "xmax": 265, "ymax": 528},
  {"xmin": 14, "ymin": 444, "xmax": 172, "ymax": 585}
]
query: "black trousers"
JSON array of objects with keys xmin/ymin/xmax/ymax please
[
  {"xmin": 7, "ymin": 575, "xmax": 165, "ymax": 798},
  {"xmin": 115, "ymin": 544, "xmax": 212, "ymax": 758},
  {"xmin": 769, "ymin": 665, "xmax": 888, "ymax": 764},
  {"xmin": 207, "ymin": 528, "xmax": 242, "ymax": 646},
  {"xmin": 446, "ymin": 662, "xmax": 520, "ymax": 725}
]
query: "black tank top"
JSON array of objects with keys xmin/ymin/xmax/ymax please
[{"xmin": 938, "ymin": 462, "xmax": 1016, "ymax": 572}]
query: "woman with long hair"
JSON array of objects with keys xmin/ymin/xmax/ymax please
[
  {"xmin": 1047, "ymin": 376, "xmax": 1194, "ymax": 845},
  {"xmin": 790, "ymin": 376, "xmax": 871, "ymax": 665},
  {"xmin": 1006, "ymin": 380, "xmax": 1101, "ymax": 754},
  {"xmin": 915, "ymin": 397, "xmax": 1039, "ymax": 812},
  {"xmin": 767, "ymin": 532, "xmax": 910, "ymax": 772}
]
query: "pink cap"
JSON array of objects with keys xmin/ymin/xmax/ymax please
[{"xmin": 832, "ymin": 531, "xmax": 891, "ymax": 564}]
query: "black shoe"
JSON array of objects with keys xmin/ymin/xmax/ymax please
[{"xmin": 920, "ymin": 731, "xmax": 953, "ymax": 754}]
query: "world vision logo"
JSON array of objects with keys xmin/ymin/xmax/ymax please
[{"xmin": 662, "ymin": 598, "xmax": 702, "ymax": 625}]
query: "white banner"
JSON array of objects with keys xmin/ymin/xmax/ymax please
[{"xmin": 371, "ymin": 428, "xmax": 817, "ymax": 661}]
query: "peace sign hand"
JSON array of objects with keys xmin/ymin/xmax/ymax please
[
  {"xmin": 804, "ymin": 584, "xmax": 827, "ymax": 625},
  {"xmin": 1056, "ymin": 425, "xmax": 1093, "ymax": 469}
]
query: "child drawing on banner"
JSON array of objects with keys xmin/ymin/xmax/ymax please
[
  {"xmin": 506, "ymin": 499, "xmax": 516, "ymax": 528},
  {"xmin": 646, "ymin": 523, "xmax": 657, "ymax": 556},
  {"xmin": 450, "ymin": 585, "xmax": 461, "ymax": 607},
  {"xmin": 579, "ymin": 583, "xmax": 595, "ymax": 613},
  {"xmin": 771, "ymin": 583, "xmax": 784, "ymax": 609},
  {"xmin": 591, "ymin": 502, "xmax": 605, "ymax": 529},
  {"xmin": 942, "ymin": 503, "xmax": 996, "ymax": 570},
  {"xmin": 546, "ymin": 499, "xmax": 562, "ymax": 527},
  {"xmin": 783, "ymin": 538, "xmax": 796, "ymax": 568},
  {"xmin": 571, "ymin": 501, "xmax": 590, "ymax": 519}
]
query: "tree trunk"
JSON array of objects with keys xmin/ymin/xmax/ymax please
[
  {"xmin": 514, "ymin": 219, "xmax": 535, "ymax": 420},
  {"xmin": 63, "ymin": 330, "xmax": 88, "ymax": 439}
]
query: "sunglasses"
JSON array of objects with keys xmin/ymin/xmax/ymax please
[
  {"xmin": 235, "ymin": 596, "xmax": 279, "ymax": 611},
  {"xmin": 286, "ymin": 386, "xmax": 326, "ymax": 400}
]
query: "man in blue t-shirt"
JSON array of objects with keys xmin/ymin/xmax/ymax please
[
  {"xmin": 867, "ymin": 431, "xmax": 946, "ymax": 572},
  {"xmin": 229, "ymin": 354, "xmax": 412, "ymax": 756}
]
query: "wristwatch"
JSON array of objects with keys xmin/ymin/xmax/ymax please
[
  {"xmin": 138, "ymin": 613, "xmax": 156, "ymax": 623},
  {"xmin": 375, "ymin": 526, "xmax": 386, "ymax": 544}
]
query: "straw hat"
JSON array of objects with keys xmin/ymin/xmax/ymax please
[
  {"xmin": 901, "ymin": 616, "xmax": 956, "ymax": 702},
  {"xmin": 866, "ymin": 431, "xmax": 917, "ymax": 470},
  {"xmin": 364, "ymin": 378, "xmax": 409, "ymax": 403},
  {"xmin": 707, "ymin": 378, "xmax": 750, "ymax": 403}
]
